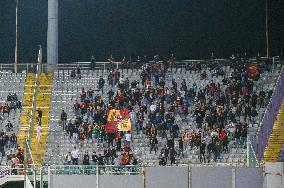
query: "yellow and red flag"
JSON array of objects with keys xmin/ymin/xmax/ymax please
[{"xmin": 106, "ymin": 109, "xmax": 132, "ymax": 132}]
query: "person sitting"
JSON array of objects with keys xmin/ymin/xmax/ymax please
[
  {"xmin": 16, "ymin": 101, "xmax": 22, "ymax": 109},
  {"xmin": 6, "ymin": 93, "xmax": 13, "ymax": 102},
  {"xmin": 6, "ymin": 121, "xmax": 13, "ymax": 132},
  {"xmin": 12, "ymin": 93, "xmax": 18, "ymax": 101},
  {"xmin": 159, "ymin": 156, "xmax": 167, "ymax": 166}
]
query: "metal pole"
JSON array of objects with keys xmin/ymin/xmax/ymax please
[
  {"xmin": 14, "ymin": 0, "xmax": 19, "ymax": 73},
  {"xmin": 96, "ymin": 164, "xmax": 99, "ymax": 188},
  {"xmin": 142, "ymin": 166, "xmax": 146, "ymax": 188},
  {"xmin": 48, "ymin": 166, "xmax": 51, "ymax": 188},
  {"xmin": 40, "ymin": 167, "xmax": 43, "ymax": 188},
  {"xmin": 232, "ymin": 167, "xmax": 236, "ymax": 188},
  {"xmin": 29, "ymin": 62, "xmax": 40, "ymax": 146},
  {"xmin": 265, "ymin": 0, "xmax": 269, "ymax": 58},
  {"xmin": 33, "ymin": 168, "xmax": 37, "ymax": 188},
  {"xmin": 247, "ymin": 136, "xmax": 249, "ymax": 167},
  {"xmin": 24, "ymin": 138, "xmax": 27, "ymax": 188},
  {"xmin": 189, "ymin": 165, "xmax": 191, "ymax": 188}
]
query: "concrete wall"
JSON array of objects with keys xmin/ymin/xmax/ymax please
[
  {"xmin": 264, "ymin": 162, "xmax": 284, "ymax": 188},
  {"xmin": 235, "ymin": 167, "xmax": 263, "ymax": 188},
  {"xmin": 50, "ymin": 175, "xmax": 97, "ymax": 188},
  {"xmin": 49, "ymin": 166, "xmax": 268, "ymax": 188},
  {"xmin": 145, "ymin": 167, "xmax": 188, "ymax": 188},
  {"xmin": 99, "ymin": 175, "xmax": 143, "ymax": 188},
  {"xmin": 191, "ymin": 167, "xmax": 232, "ymax": 188}
]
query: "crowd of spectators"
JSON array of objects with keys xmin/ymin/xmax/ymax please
[
  {"xmin": 0, "ymin": 93, "xmax": 22, "ymax": 167},
  {"xmin": 61, "ymin": 54, "xmax": 274, "ymax": 167}
]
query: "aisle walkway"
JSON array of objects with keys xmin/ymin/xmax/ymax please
[{"xmin": 30, "ymin": 73, "xmax": 53, "ymax": 165}]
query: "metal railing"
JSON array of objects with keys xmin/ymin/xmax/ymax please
[
  {"xmin": 1, "ymin": 56, "xmax": 280, "ymax": 73},
  {"xmin": 49, "ymin": 165, "xmax": 143, "ymax": 175}
]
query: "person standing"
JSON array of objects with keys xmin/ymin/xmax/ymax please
[
  {"xmin": 98, "ymin": 77, "xmax": 105, "ymax": 94},
  {"xmin": 213, "ymin": 141, "xmax": 221, "ymax": 162},
  {"xmin": 200, "ymin": 140, "xmax": 206, "ymax": 163},
  {"xmin": 178, "ymin": 137, "xmax": 184, "ymax": 158},
  {"xmin": 149, "ymin": 136, "xmax": 158, "ymax": 154},
  {"xmin": 170, "ymin": 148, "xmax": 177, "ymax": 165},
  {"xmin": 129, "ymin": 110, "xmax": 138, "ymax": 133},
  {"xmin": 71, "ymin": 147, "xmax": 79, "ymax": 165},
  {"xmin": 61, "ymin": 110, "xmax": 68, "ymax": 130},
  {"xmin": 65, "ymin": 152, "xmax": 72, "ymax": 165},
  {"xmin": 83, "ymin": 151, "xmax": 90, "ymax": 165},
  {"xmin": 125, "ymin": 131, "xmax": 132, "ymax": 146},
  {"xmin": 107, "ymin": 89, "xmax": 114, "ymax": 101},
  {"xmin": 9, "ymin": 133, "xmax": 17, "ymax": 148},
  {"xmin": 37, "ymin": 108, "xmax": 43, "ymax": 123},
  {"xmin": 0, "ymin": 136, "xmax": 5, "ymax": 156},
  {"xmin": 90, "ymin": 56, "xmax": 96, "ymax": 70},
  {"xmin": 36, "ymin": 122, "xmax": 42, "ymax": 141}
]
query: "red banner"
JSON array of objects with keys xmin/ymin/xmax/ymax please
[{"xmin": 106, "ymin": 109, "xmax": 132, "ymax": 133}]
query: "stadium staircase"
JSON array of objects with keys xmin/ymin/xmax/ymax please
[
  {"xmin": 18, "ymin": 73, "xmax": 36, "ymax": 148},
  {"xmin": 30, "ymin": 73, "xmax": 53, "ymax": 165},
  {"xmin": 263, "ymin": 101, "xmax": 284, "ymax": 162}
]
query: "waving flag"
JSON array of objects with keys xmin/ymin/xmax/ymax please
[
  {"xmin": 106, "ymin": 109, "xmax": 132, "ymax": 132},
  {"xmin": 246, "ymin": 63, "xmax": 259, "ymax": 79}
]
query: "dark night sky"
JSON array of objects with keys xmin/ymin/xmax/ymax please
[{"xmin": 0, "ymin": 0, "xmax": 283, "ymax": 63}]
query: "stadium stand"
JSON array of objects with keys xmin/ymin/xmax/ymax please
[
  {"xmin": 0, "ymin": 71, "xmax": 25, "ymax": 165},
  {"xmin": 44, "ymin": 59, "xmax": 282, "ymax": 166}
]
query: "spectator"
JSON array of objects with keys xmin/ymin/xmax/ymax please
[
  {"xmin": 6, "ymin": 121, "xmax": 13, "ymax": 132},
  {"xmin": 98, "ymin": 76, "xmax": 105, "ymax": 94},
  {"xmin": 92, "ymin": 151, "xmax": 98, "ymax": 165},
  {"xmin": 71, "ymin": 147, "xmax": 79, "ymax": 165},
  {"xmin": 76, "ymin": 65, "xmax": 81, "ymax": 79},
  {"xmin": 83, "ymin": 152, "xmax": 90, "ymax": 165},
  {"xmin": 149, "ymin": 136, "xmax": 158, "ymax": 154},
  {"xmin": 213, "ymin": 141, "xmax": 221, "ymax": 162},
  {"xmin": 37, "ymin": 108, "xmax": 43, "ymax": 123},
  {"xmin": 9, "ymin": 134, "xmax": 17, "ymax": 148},
  {"xmin": 36, "ymin": 122, "xmax": 42, "ymax": 141},
  {"xmin": 65, "ymin": 152, "xmax": 72, "ymax": 165},
  {"xmin": 200, "ymin": 140, "xmax": 206, "ymax": 163},
  {"xmin": 170, "ymin": 148, "xmax": 177, "ymax": 165},
  {"xmin": 0, "ymin": 136, "xmax": 5, "ymax": 156},
  {"xmin": 178, "ymin": 137, "xmax": 184, "ymax": 158},
  {"xmin": 61, "ymin": 110, "xmax": 68, "ymax": 130},
  {"xmin": 125, "ymin": 131, "xmax": 132, "ymax": 146},
  {"xmin": 3, "ymin": 103, "xmax": 10, "ymax": 118}
]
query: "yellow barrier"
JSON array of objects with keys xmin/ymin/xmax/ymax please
[{"xmin": 263, "ymin": 101, "xmax": 284, "ymax": 162}]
